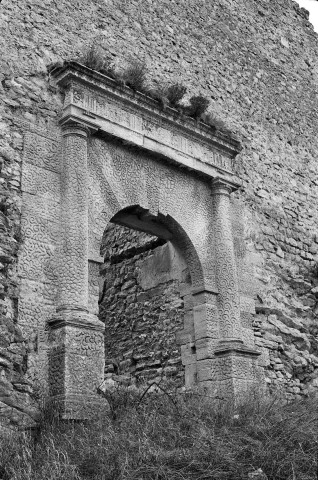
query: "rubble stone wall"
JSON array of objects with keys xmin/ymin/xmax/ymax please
[
  {"xmin": 1, "ymin": 0, "xmax": 318, "ymax": 426},
  {"xmin": 100, "ymin": 224, "xmax": 189, "ymax": 388}
]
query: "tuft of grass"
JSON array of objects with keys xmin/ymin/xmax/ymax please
[
  {"xmin": 146, "ymin": 86, "xmax": 169, "ymax": 109},
  {"xmin": 78, "ymin": 45, "xmax": 115, "ymax": 78},
  {"xmin": 79, "ymin": 45, "xmax": 105, "ymax": 72},
  {"xmin": 202, "ymin": 112, "xmax": 231, "ymax": 134},
  {"xmin": 186, "ymin": 94, "xmax": 210, "ymax": 119},
  {"xmin": 122, "ymin": 59, "xmax": 148, "ymax": 92},
  {"xmin": 0, "ymin": 390, "xmax": 317, "ymax": 480},
  {"xmin": 165, "ymin": 83, "xmax": 187, "ymax": 108}
]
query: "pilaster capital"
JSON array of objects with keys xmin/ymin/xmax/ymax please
[
  {"xmin": 210, "ymin": 177, "xmax": 241, "ymax": 196},
  {"xmin": 60, "ymin": 114, "xmax": 99, "ymax": 138}
]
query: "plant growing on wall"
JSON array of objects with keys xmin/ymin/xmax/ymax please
[
  {"xmin": 79, "ymin": 45, "xmax": 106, "ymax": 72},
  {"xmin": 165, "ymin": 83, "xmax": 187, "ymax": 108},
  {"xmin": 147, "ymin": 86, "xmax": 169, "ymax": 109},
  {"xmin": 122, "ymin": 59, "xmax": 147, "ymax": 92},
  {"xmin": 79, "ymin": 45, "xmax": 115, "ymax": 78},
  {"xmin": 202, "ymin": 113, "xmax": 231, "ymax": 135},
  {"xmin": 186, "ymin": 95, "xmax": 210, "ymax": 119},
  {"xmin": 66, "ymin": 49, "xmax": 232, "ymax": 136}
]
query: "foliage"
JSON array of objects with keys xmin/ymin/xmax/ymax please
[
  {"xmin": 79, "ymin": 45, "xmax": 106, "ymax": 72},
  {"xmin": 78, "ymin": 45, "xmax": 114, "ymax": 78},
  {"xmin": 71, "ymin": 51, "xmax": 225, "ymax": 133},
  {"xmin": 186, "ymin": 94, "xmax": 210, "ymax": 119},
  {"xmin": 122, "ymin": 60, "xmax": 147, "ymax": 92},
  {"xmin": 165, "ymin": 83, "xmax": 187, "ymax": 108},
  {"xmin": 202, "ymin": 112, "xmax": 231, "ymax": 135},
  {"xmin": 0, "ymin": 389, "xmax": 317, "ymax": 480}
]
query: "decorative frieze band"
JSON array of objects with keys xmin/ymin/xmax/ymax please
[{"xmin": 51, "ymin": 62, "xmax": 242, "ymax": 183}]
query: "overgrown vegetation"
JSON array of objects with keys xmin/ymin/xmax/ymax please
[
  {"xmin": 165, "ymin": 83, "xmax": 187, "ymax": 108},
  {"xmin": 79, "ymin": 46, "xmax": 112, "ymax": 77},
  {"xmin": 66, "ymin": 46, "xmax": 229, "ymax": 130},
  {"xmin": 122, "ymin": 60, "xmax": 147, "ymax": 92},
  {"xmin": 186, "ymin": 95, "xmax": 210, "ymax": 119},
  {"xmin": 0, "ymin": 389, "xmax": 317, "ymax": 480}
]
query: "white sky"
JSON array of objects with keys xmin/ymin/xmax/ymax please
[{"xmin": 297, "ymin": 0, "xmax": 318, "ymax": 32}]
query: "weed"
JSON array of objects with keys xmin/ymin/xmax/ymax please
[
  {"xmin": 123, "ymin": 59, "xmax": 147, "ymax": 92},
  {"xmin": 186, "ymin": 94, "xmax": 210, "ymax": 119},
  {"xmin": 202, "ymin": 112, "xmax": 231, "ymax": 134},
  {"xmin": 165, "ymin": 83, "xmax": 187, "ymax": 108},
  {"xmin": 78, "ymin": 45, "xmax": 115, "ymax": 78},
  {"xmin": 0, "ymin": 389, "xmax": 316, "ymax": 480},
  {"xmin": 146, "ymin": 86, "xmax": 169, "ymax": 109},
  {"xmin": 79, "ymin": 45, "xmax": 105, "ymax": 72}
]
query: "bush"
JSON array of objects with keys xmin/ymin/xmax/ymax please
[
  {"xmin": 146, "ymin": 86, "xmax": 169, "ymax": 110},
  {"xmin": 202, "ymin": 113, "xmax": 231, "ymax": 134},
  {"xmin": 186, "ymin": 94, "xmax": 210, "ymax": 119},
  {"xmin": 123, "ymin": 60, "xmax": 147, "ymax": 92},
  {"xmin": 0, "ymin": 390, "xmax": 316, "ymax": 479},
  {"xmin": 79, "ymin": 45, "xmax": 105, "ymax": 72},
  {"xmin": 79, "ymin": 45, "xmax": 114, "ymax": 78},
  {"xmin": 165, "ymin": 83, "xmax": 187, "ymax": 108}
]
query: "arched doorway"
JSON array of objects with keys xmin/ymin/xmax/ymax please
[{"xmin": 99, "ymin": 205, "xmax": 198, "ymax": 390}]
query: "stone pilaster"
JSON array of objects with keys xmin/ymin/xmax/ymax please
[
  {"xmin": 202, "ymin": 178, "xmax": 262, "ymax": 400},
  {"xmin": 211, "ymin": 178, "xmax": 242, "ymax": 343},
  {"xmin": 48, "ymin": 117, "xmax": 107, "ymax": 419}
]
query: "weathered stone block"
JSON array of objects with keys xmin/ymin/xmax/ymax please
[
  {"xmin": 193, "ymin": 303, "xmax": 219, "ymax": 340},
  {"xmin": 48, "ymin": 311, "xmax": 107, "ymax": 419}
]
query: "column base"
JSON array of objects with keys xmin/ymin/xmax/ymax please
[
  {"xmin": 48, "ymin": 310, "xmax": 108, "ymax": 420},
  {"xmin": 196, "ymin": 341, "xmax": 265, "ymax": 402}
]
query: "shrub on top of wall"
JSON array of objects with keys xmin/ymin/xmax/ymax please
[
  {"xmin": 122, "ymin": 59, "xmax": 148, "ymax": 93},
  {"xmin": 186, "ymin": 95, "xmax": 210, "ymax": 119},
  {"xmin": 165, "ymin": 83, "xmax": 187, "ymax": 108},
  {"xmin": 62, "ymin": 48, "xmax": 230, "ymax": 136},
  {"xmin": 79, "ymin": 45, "xmax": 107, "ymax": 73},
  {"xmin": 202, "ymin": 113, "xmax": 232, "ymax": 135}
]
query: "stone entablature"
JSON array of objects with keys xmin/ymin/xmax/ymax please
[{"xmin": 51, "ymin": 62, "xmax": 241, "ymax": 182}]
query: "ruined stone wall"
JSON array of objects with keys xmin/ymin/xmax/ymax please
[
  {"xmin": 100, "ymin": 224, "xmax": 188, "ymax": 388},
  {"xmin": 1, "ymin": 0, "xmax": 318, "ymax": 425}
]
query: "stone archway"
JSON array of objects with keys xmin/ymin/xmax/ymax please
[
  {"xmin": 18, "ymin": 62, "xmax": 264, "ymax": 419},
  {"xmin": 99, "ymin": 209, "xmax": 194, "ymax": 389}
]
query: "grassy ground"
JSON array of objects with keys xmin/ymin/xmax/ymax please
[{"xmin": 0, "ymin": 389, "xmax": 317, "ymax": 480}]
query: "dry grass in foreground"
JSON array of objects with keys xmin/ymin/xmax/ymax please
[{"xmin": 0, "ymin": 389, "xmax": 317, "ymax": 480}]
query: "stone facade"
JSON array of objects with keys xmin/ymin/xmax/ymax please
[
  {"xmin": 37, "ymin": 62, "xmax": 261, "ymax": 414},
  {"xmin": 0, "ymin": 0, "xmax": 318, "ymax": 426}
]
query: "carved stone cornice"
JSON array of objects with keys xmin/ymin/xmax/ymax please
[{"xmin": 51, "ymin": 62, "xmax": 242, "ymax": 183}]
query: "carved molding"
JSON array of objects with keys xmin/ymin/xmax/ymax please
[
  {"xmin": 214, "ymin": 339, "xmax": 261, "ymax": 357},
  {"xmin": 51, "ymin": 62, "xmax": 242, "ymax": 182},
  {"xmin": 48, "ymin": 310, "xmax": 105, "ymax": 332}
]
